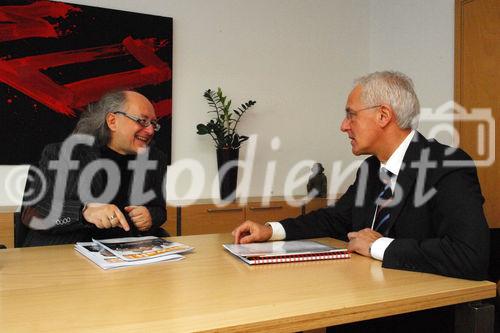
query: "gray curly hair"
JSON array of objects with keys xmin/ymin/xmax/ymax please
[
  {"xmin": 354, "ymin": 71, "xmax": 420, "ymax": 129},
  {"xmin": 73, "ymin": 91, "xmax": 127, "ymax": 146}
]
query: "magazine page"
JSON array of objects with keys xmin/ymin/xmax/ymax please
[
  {"xmin": 92, "ymin": 236, "xmax": 194, "ymax": 261},
  {"xmin": 223, "ymin": 240, "xmax": 343, "ymax": 258},
  {"xmin": 75, "ymin": 242, "xmax": 184, "ymax": 270}
]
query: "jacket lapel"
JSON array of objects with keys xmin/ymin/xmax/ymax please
[
  {"xmin": 358, "ymin": 158, "xmax": 383, "ymax": 229},
  {"xmin": 383, "ymin": 132, "xmax": 428, "ymax": 236}
]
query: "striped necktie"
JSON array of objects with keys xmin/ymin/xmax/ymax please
[{"xmin": 372, "ymin": 168, "xmax": 394, "ymax": 234}]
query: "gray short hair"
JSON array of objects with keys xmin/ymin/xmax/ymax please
[
  {"xmin": 354, "ymin": 71, "xmax": 420, "ymax": 129},
  {"xmin": 73, "ymin": 91, "xmax": 127, "ymax": 146}
]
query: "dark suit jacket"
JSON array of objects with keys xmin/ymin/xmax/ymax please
[
  {"xmin": 281, "ymin": 132, "xmax": 490, "ymax": 280},
  {"xmin": 22, "ymin": 138, "xmax": 168, "ymax": 246}
]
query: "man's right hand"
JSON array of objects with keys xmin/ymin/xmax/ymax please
[
  {"xmin": 232, "ymin": 220, "xmax": 273, "ymax": 244},
  {"xmin": 82, "ymin": 203, "xmax": 130, "ymax": 231}
]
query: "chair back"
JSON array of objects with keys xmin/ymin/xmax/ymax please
[
  {"xmin": 14, "ymin": 211, "xmax": 29, "ymax": 248},
  {"xmin": 489, "ymin": 228, "xmax": 500, "ymax": 282}
]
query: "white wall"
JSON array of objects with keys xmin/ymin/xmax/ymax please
[
  {"xmin": 53, "ymin": 0, "xmax": 371, "ymax": 200},
  {"xmin": 369, "ymin": 0, "xmax": 455, "ymax": 144},
  {"xmin": 0, "ymin": 165, "xmax": 29, "ymax": 212},
  {"xmin": 0, "ymin": 0, "xmax": 455, "ymax": 207}
]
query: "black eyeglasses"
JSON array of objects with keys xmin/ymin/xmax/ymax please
[{"xmin": 113, "ymin": 111, "xmax": 161, "ymax": 132}]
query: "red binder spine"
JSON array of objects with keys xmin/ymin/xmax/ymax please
[{"xmin": 249, "ymin": 251, "xmax": 351, "ymax": 265}]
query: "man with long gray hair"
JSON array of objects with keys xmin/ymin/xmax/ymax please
[{"xmin": 21, "ymin": 90, "xmax": 168, "ymax": 246}]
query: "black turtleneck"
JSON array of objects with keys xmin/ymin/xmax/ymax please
[
  {"xmin": 99, "ymin": 145, "xmax": 135, "ymax": 210},
  {"xmin": 93, "ymin": 145, "xmax": 139, "ymax": 238}
]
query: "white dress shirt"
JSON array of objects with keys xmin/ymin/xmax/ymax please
[{"xmin": 267, "ymin": 130, "xmax": 416, "ymax": 261}]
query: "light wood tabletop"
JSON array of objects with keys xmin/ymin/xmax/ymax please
[{"xmin": 0, "ymin": 233, "xmax": 496, "ymax": 332}]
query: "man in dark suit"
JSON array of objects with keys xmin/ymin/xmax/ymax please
[
  {"xmin": 232, "ymin": 71, "xmax": 489, "ymax": 281},
  {"xmin": 21, "ymin": 90, "xmax": 168, "ymax": 246}
]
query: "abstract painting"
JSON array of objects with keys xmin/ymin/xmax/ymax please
[{"xmin": 0, "ymin": 0, "xmax": 173, "ymax": 164}]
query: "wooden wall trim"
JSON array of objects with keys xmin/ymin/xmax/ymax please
[{"xmin": 0, "ymin": 213, "xmax": 14, "ymax": 248}]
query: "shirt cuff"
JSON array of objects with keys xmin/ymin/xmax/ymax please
[
  {"xmin": 370, "ymin": 237, "xmax": 394, "ymax": 261},
  {"xmin": 265, "ymin": 222, "xmax": 286, "ymax": 241}
]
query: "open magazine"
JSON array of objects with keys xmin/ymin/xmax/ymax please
[
  {"xmin": 91, "ymin": 236, "xmax": 194, "ymax": 261},
  {"xmin": 75, "ymin": 242, "xmax": 183, "ymax": 270},
  {"xmin": 223, "ymin": 240, "xmax": 350, "ymax": 265},
  {"xmin": 75, "ymin": 236, "xmax": 193, "ymax": 269}
]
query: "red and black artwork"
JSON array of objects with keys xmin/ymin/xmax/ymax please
[{"xmin": 0, "ymin": 0, "xmax": 173, "ymax": 164}]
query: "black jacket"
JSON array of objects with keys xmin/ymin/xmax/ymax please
[
  {"xmin": 281, "ymin": 132, "xmax": 490, "ymax": 280},
  {"xmin": 22, "ymin": 138, "xmax": 168, "ymax": 246}
]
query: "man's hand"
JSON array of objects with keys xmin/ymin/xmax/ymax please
[
  {"xmin": 124, "ymin": 206, "xmax": 153, "ymax": 232},
  {"xmin": 347, "ymin": 228, "xmax": 382, "ymax": 257},
  {"xmin": 232, "ymin": 220, "xmax": 273, "ymax": 244},
  {"xmin": 83, "ymin": 203, "xmax": 130, "ymax": 231}
]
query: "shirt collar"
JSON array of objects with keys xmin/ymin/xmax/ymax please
[{"xmin": 380, "ymin": 130, "xmax": 415, "ymax": 177}]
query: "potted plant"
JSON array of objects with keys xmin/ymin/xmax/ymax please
[{"xmin": 196, "ymin": 88, "xmax": 256, "ymax": 201}]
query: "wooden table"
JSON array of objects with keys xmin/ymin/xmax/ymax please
[{"xmin": 0, "ymin": 234, "xmax": 496, "ymax": 332}]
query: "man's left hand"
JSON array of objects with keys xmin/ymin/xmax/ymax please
[
  {"xmin": 347, "ymin": 228, "xmax": 382, "ymax": 257},
  {"xmin": 125, "ymin": 206, "xmax": 153, "ymax": 232}
]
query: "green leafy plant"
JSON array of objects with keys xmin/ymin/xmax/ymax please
[{"xmin": 196, "ymin": 88, "xmax": 257, "ymax": 149}]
